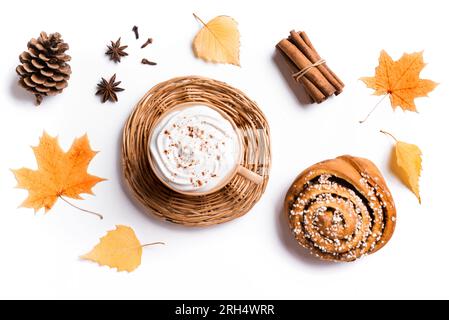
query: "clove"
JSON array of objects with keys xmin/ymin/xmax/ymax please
[
  {"xmin": 141, "ymin": 38, "xmax": 153, "ymax": 49},
  {"xmin": 141, "ymin": 58, "xmax": 157, "ymax": 66},
  {"xmin": 132, "ymin": 26, "xmax": 139, "ymax": 39}
]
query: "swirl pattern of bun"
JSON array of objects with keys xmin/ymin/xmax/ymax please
[{"xmin": 284, "ymin": 155, "xmax": 396, "ymax": 262}]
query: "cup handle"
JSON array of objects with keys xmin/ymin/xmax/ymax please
[{"xmin": 236, "ymin": 165, "xmax": 264, "ymax": 185}]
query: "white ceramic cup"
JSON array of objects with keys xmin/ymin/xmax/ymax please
[{"xmin": 147, "ymin": 102, "xmax": 263, "ymax": 196}]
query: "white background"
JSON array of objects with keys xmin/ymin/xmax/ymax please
[{"xmin": 0, "ymin": 0, "xmax": 448, "ymax": 299}]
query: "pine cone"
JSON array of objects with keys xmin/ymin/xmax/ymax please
[{"xmin": 16, "ymin": 32, "xmax": 71, "ymax": 105}]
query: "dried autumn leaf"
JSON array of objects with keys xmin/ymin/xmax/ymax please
[
  {"xmin": 382, "ymin": 131, "xmax": 422, "ymax": 203},
  {"xmin": 12, "ymin": 132, "xmax": 105, "ymax": 215},
  {"xmin": 394, "ymin": 141, "xmax": 423, "ymax": 203},
  {"xmin": 361, "ymin": 51, "xmax": 437, "ymax": 112},
  {"xmin": 81, "ymin": 225, "xmax": 141, "ymax": 272},
  {"xmin": 192, "ymin": 13, "xmax": 240, "ymax": 66},
  {"xmin": 82, "ymin": 225, "xmax": 164, "ymax": 272}
]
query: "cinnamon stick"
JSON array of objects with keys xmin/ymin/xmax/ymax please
[
  {"xmin": 299, "ymin": 32, "xmax": 345, "ymax": 90},
  {"xmin": 277, "ymin": 49, "xmax": 326, "ymax": 103},
  {"xmin": 277, "ymin": 39, "xmax": 335, "ymax": 99},
  {"xmin": 302, "ymin": 76, "xmax": 326, "ymax": 103},
  {"xmin": 289, "ymin": 31, "xmax": 344, "ymax": 94},
  {"xmin": 276, "ymin": 30, "xmax": 344, "ymax": 103}
]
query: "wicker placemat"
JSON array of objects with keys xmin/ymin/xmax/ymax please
[{"xmin": 122, "ymin": 76, "xmax": 271, "ymax": 227}]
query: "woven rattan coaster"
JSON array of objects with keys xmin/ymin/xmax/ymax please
[{"xmin": 121, "ymin": 76, "xmax": 271, "ymax": 227}]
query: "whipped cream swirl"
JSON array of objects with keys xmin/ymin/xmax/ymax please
[{"xmin": 149, "ymin": 105, "xmax": 240, "ymax": 193}]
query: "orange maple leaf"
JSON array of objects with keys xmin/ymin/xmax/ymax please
[
  {"xmin": 12, "ymin": 132, "xmax": 105, "ymax": 214},
  {"xmin": 361, "ymin": 50, "xmax": 437, "ymax": 112}
]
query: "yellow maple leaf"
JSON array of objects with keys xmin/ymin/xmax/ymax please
[
  {"xmin": 82, "ymin": 225, "xmax": 164, "ymax": 272},
  {"xmin": 192, "ymin": 13, "xmax": 240, "ymax": 66},
  {"xmin": 12, "ymin": 132, "xmax": 105, "ymax": 214},
  {"xmin": 361, "ymin": 50, "xmax": 437, "ymax": 112},
  {"xmin": 382, "ymin": 130, "xmax": 422, "ymax": 203}
]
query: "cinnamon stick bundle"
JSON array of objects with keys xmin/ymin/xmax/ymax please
[{"xmin": 276, "ymin": 31, "xmax": 344, "ymax": 103}]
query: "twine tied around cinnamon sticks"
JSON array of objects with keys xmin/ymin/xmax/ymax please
[
  {"xmin": 277, "ymin": 31, "xmax": 344, "ymax": 103},
  {"xmin": 292, "ymin": 59, "xmax": 326, "ymax": 81}
]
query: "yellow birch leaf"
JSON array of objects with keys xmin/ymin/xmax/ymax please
[
  {"xmin": 82, "ymin": 225, "xmax": 164, "ymax": 272},
  {"xmin": 383, "ymin": 131, "xmax": 422, "ymax": 203},
  {"xmin": 394, "ymin": 141, "xmax": 422, "ymax": 203},
  {"xmin": 192, "ymin": 14, "xmax": 240, "ymax": 66}
]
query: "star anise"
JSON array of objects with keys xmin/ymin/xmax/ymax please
[
  {"xmin": 106, "ymin": 37, "xmax": 128, "ymax": 63},
  {"xmin": 96, "ymin": 74, "xmax": 124, "ymax": 103}
]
